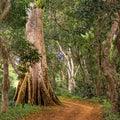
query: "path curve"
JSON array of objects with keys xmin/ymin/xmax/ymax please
[{"xmin": 21, "ymin": 99, "xmax": 102, "ymax": 120}]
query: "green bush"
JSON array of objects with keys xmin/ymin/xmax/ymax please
[
  {"xmin": 8, "ymin": 87, "xmax": 16, "ymax": 107},
  {"xmin": 102, "ymin": 100, "xmax": 120, "ymax": 120},
  {"xmin": 0, "ymin": 87, "xmax": 42, "ymax": 120},
  {"xmin": 89, "ymin": 97, "xmax": 104, "ymax": 103},
  {"xmin": 72, "ymin": 82, "xmax": 95, "ymax": 98},
  {"xmin": 55, "ymin": 88, "xmax": 72, "ymax": 98},
  {"xmin": 0, "ymin": 104, "xmax": 42, "ymax": 120}
]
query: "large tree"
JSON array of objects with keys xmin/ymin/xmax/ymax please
[
  {"xmin": 102, "ymin": 10, "xmax": 120, "ymax": 113},
  {"xmin": 14, "ymin": 2, "xmax": 61, "ymax": 106},
  {"xmin": 100, "ymin": 0, "xmax": 120, "ymax": 113}
]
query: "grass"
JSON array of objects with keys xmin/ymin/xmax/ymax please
[{"xmin": 0, "ymin": 104, "xmax": 43, "ymax": 120}]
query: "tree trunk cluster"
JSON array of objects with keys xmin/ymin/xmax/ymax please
[{"xmin": 56, "ymin": 41, "xmax": 78, "ymax": 93}]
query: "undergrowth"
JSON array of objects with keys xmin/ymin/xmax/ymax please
[
  {"xmin": 101, "ymin": 100, "xmax": 120, "ymax": 120},
  {"xmin": 0, "ymin": 88, "xmax": 120, "ymax": 120},
  {"xmin": 0, "ymin": 104, "xmax": 42, "ymax": 120},
  {"xmin": 56, "ymin": 88, "xmax": 104, "ymax": 103}
]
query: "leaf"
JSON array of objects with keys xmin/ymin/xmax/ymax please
[
  {"xmin": 36, "ymin": 0, "xmax": 41, "ymax": 7},
  {"xmin": 24, "ymin": 0, "xmax": 31, "ymax": 3}
]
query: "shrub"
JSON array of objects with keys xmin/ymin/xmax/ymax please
[
  {"xmin": 102, "ymin": 100, "xmax": 120, "ymax": 120},
  {"xmin": 0, "ymin": 104, "xmax": 42, "ymax": 120},
  {"xmin": 55, "ymin": 88, "xmax": 72, "ymax": 98},
  {"xmin": 72, "ymin": 82, "xmax": 95, "ymax": 98}
]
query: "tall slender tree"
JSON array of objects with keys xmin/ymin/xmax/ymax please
[
  {"xmin": 0, "ymin": 0, "xmax": 11, "ymax": 113},
  {"xmin": 0, "ymin": 38, "xmax": 9, "ymax": 113}
]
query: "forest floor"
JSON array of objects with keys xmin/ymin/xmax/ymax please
[{"xmin": 20, "ymin": 99, "xmax": 103, "ymax": 120}]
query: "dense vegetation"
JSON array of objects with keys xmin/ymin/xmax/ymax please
[{"xmin": 0, "ymin": 0, "xmax": 120, "ymax": 120}]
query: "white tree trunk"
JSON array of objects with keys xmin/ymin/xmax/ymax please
[{"xmin": 56, "ymin": 41, "xmax": 77, "ymax": 93}]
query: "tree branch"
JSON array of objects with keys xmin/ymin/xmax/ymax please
[
  {"xmin": 56, "ymin": 41, "xmax": 68, "ymax": 61},
  {"xmin": 104, "ymin": 12, "xmax": 120, "ymax": 57},
  {"xmin": 0, "ymin": 0, "xmax": 11, "ymax": 22},
  {"xmin": 0, "ymin": 35, "xmax": 19, "ymax": 74},
  {"xmin": 49, "ymin": 6, "xmax": 69, "ymax": 32}
]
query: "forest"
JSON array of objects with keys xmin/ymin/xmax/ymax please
[{"xmin": 0, "ymin": 0, "xmax": 120, "ymax": 120}]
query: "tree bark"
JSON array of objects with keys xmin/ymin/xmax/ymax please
[
  {"xmin": 116, "ymin": 31, "xmax": 120, "ymax": 53},
  {"xmin": 0, "ymin": 0, "xmax": 11, "ymax": 112},
  {"xmin": 95, "ymin": 28, "xmax": 102, "ymax": 97},
  {"xmin": 101, "ymin": 12, "xmax": 120, "ymax": 113},
  {"xmin": 0, "ymin": 43, "xmax": 9, "ymax": 113},
  {"xmin": 14, "ymin": 7, "xmax": 61, "ymax": 106},
  {"xmin": 0, "ymin": 0, "xmax": 11, "ymax": 22}
]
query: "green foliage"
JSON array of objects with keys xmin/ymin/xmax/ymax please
[
  {"xmin": 4, "ymin": 0, "xmax": 27, "ymax": 29},
  {"xmin": 36, "ymin": 0, "xmax": 41, "ymax": 7},
  {"xmin": 24, "ymin": 0, "xmax": 33, "ymax": 4},
  {"xmin": 11, "ymin": 39, "xmax": 40, "ymax": 64},
  {"xmin": 9, "ymin": 29, "xmax": 41, "ymax": 78},
  {"xmin": 110, "ymin": 37, "xmax": 116, "ymax": 62},
  {"xmin": 55, "ymin": 88, "xmax": 72, "ymax": 98},
  {"xmin": 88, "ymin": 97, "xmax": 104, "ymax": 104},
  {"xmin": 72, "ymin": 82, "xmax": 95, "ymax": 98},
  {"xmin": 0, "ymin": 105, "xmax": 42, "ymax": 120},
  {"xmin": 102, "ymin": 100, "xmax": 120, "ymax": 120},
  {"xmin": 10, "ymin": 29, "xmax": 40, "ymax": 65},
  {"xmin": 9, "ymin": 65, "xmax": 18, "ymax": 87},
  {"xmin": 8, "ymin": 87, "xmax": 16, "ymax": 107}
]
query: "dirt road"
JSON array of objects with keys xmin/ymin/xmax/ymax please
[{"xmin": 21, "ymin": 99, "xmax": 102, "ymax": 120}]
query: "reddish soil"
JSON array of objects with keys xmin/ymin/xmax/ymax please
[{"xmin": 20, "ymin": 99, "xmax": 103, "ymax": 120}]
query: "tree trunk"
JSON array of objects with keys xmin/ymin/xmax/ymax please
[
  {"xmin": 0, "ymin": 1, "xmax": 11, "ymax": 112},
  {"xmin": 78, "ymin": 57, "xmax": 87, "ymax": 84},
  {"xmin": 116, "ymin": 31, "xmax": 120, "ymax": 53},
  {"xmin": 56, "ymin": 41, "xmax": 76, "ymax": 93},
  {"xmin": 67, "ymin": 48, "xmax": 75, "ymax": 93},
  {"xmin": 0, "ymin": 44, "xmax": 9, "ymax": 113},
  {"xmin": 101, "ymin": 12, "xmax": 120, "ymax": 113},
  {"xmin": 95, "ymin": 28, "xmax": 102, "ymax": 97},
  {"xmin": 14, "ymin": 7, "xmax": 61, "ymax": 106},
  {"xmin": 0, "ymin": 0, "xmax": 11, "ymax": 22}
]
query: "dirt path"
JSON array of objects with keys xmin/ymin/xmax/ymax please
[{"xmin": 21, "ymin": 99, "xmax": 102, "ymax": 120}]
